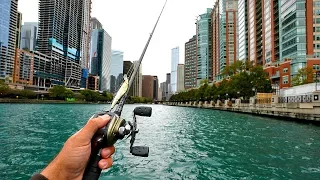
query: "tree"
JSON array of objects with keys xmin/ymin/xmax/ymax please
[
  {"xmin": 64, "ymin": 89, "xmax": 75, "ymax": 99},
  {"xmin": 80, "ymin": 90, "xmax": 100, "ymax": 102},
  {"xmin": 48, "ymin": 85, "xmax": 74, "ymax": 100},
  {"xmin": 291, "ymin": 67, "xmax": 314, "ymax": 86},
  {"xmin": 20, "ymin": 90, "xmax": 37, "ymax": 99},
  {"xmin": 249, "ymin": 66, "xmax": 272, "ymax": 93},
  {"xmin": 0, "ymin": 80, "xmax": 9, "ymax": 97}
]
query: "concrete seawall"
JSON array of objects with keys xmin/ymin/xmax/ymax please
[{"xmin": 167, "ymin": 100, "xmax": 320, "ymax": 122}]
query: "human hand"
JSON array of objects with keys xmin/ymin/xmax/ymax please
[{"xmin": 40, "ymin": 114, "xmax": 115, "ymax": 180}]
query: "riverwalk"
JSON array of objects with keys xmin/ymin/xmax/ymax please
[{"xmin": 167, "ymin": 92, "xmax": 320, "ymax": 122}]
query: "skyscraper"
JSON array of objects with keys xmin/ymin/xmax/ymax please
[
  {"xmin": 177, "ymin": 64, "xmax": 185, "ymax": 92},
  {"xmin": 16, "ymin": 11, "xmax": 22, "ymax": 49},
  {"xmin": 248, "ymin": 0, "xmax": 263, "ymax": 65},
  {"xmin": 262, "ymin": 0, "xmax": 280, "ymax": 65},
  {"xmin": 89, "ymin": 29, "xmax": 112, "ymax": 91},
  {"xmin": 20, "ymin": 22, "xmax": 38, "ymax": 52},
  {"xmin": 37, "ymin": 0, "xmax": 91, "ymax": 88},
  {"xmin": 160, "ymin": 82, "xmax": 166, "ymax": 100},
  {"xmin": 171, "ymin": 47, "xmax": 179, "ymax": 93},
  {"xmin": 166, "ymin": 73, "xmax": 171, "ymax": 100},
  {"xmin": 142, "ymin": 75, "xmax": 158, "ymax": 101},
  {"xmin": 263, "ymin": 0, "xmax": 319, "ymax": 88},
  {"xmin": 185, "ymin": 35, "xmax": 197, "ymax": 89},
  {"xmin": 238, "ymin": 0, "xmax": 248, "ymax": 61},
  {"xmin": 196, "ymin": 8, "xmax": 212, "ymax": 85},
  {"xmin": 110, "ymin": 50, "xmax": 124, "ymax": 93},
  {"xmin": 0, "ymin": 0, "xmax": 18, "ymax": 82},
  {"xmin": 142, "ymin": 75, "xmax": 154, "ymax": 100},
  {"xmin": 91, "ymin": 17, "xmax": 103, "ymax": 30},
  {"xmin": 226, "ymin": 1, "xmax": 239, "ymax": 65},
  {"xmin": 212, "ymin": 1, "xmax": 239, "ymax": 80},
  {"xmin": 123, "ymin": 61, "xmax": 142, "ymax": 97},
  {"xmin": 81, "ymin": 0, "xmax": 92, "ymax": 70},
  {"xmin": 212, "ymin": 1, "xmax": 220, "ymax": 81}
]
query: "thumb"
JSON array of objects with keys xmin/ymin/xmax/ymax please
[{"xmin": 77, "ymin": 114, "xmax": 111, "ymax": 142}]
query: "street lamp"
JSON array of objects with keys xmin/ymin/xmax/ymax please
[
  {"xmin": 252, "ymin": 87, "xmax": 257, "ymax": 97},
  {"xmin": 226, "ymin": 93, "xmax": 229, "ymax": 100},
  {"xmin": 237, "ymin": 91, "xmax": 240, "ymax": 98}
]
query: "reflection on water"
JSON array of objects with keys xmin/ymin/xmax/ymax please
[{"xmin": 0, "ymin": 104, "xmax": 320, "ymax": 179}]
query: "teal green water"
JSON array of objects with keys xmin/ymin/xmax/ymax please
[{"xmin": 0, "ymin": 104, "xmax": 320, "ymax": 180}]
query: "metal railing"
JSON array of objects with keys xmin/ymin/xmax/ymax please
[{"xmin": 279, "ymin": 95, "xmax": 313, "ymax": 103}]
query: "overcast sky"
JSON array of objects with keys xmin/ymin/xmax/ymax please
[{"xmin": 18, "ymin": 0, "xmax": 215, "ymax": 83}]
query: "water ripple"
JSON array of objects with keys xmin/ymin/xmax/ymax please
[{"xmin": 1, "ymin": 104, "xmax": 320, "ymax": 179}]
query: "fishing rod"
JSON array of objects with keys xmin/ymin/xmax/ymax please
[{"xmin": 82, "ymin": 1, "xmax": 168, "ymax": 180}]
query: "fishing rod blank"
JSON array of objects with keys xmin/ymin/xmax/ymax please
[{"xmin": 82, "ymin": 1, "xmax": 167, "ymax": 180}]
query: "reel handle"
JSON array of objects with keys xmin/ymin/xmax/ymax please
[{"xmin": 82, "ymin": 112, "xmax": 125, "ymax": 180}]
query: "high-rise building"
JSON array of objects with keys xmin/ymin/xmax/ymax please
[
  {"xmin": 142, "ymin": 75, "xmax": 158, "ymax": 101},
  {"xmin": 160, "ymin": 82, "xmax": 166, "ymax": 100},
  {"xmin": 166, "ymin": 73, "xmax": 171, "ymax": 100},
  {"xmin": 91, "ymin": 17, "xmax": 103, "ymax": 30},
  {"xmin": 177, "ymin": 64, "xmax": 185, "ymax": 92},
  {"xmin": 264, "ymin": 1, "xmax": 320, "ymax": 89},
  {"xmin": 37, "ymin": 0, "xmax": 91, "ymax": 88},
  {"xmin": 226, "ymin": 1, "xmax": 239, "ymax": 66},
  {"xmin": 16, "ymin": 11, "xmax": 22, "ymax": 49},
  {"xmin": 153, "ymin": 76, "xmax": 159, "ymax": 101},
  {"xmin": 196, "ymin": 8, "xmax": 212, "ymax": 85},
  {"xmin": 184, "ymin": 35, "xmax": 197, "ymax": 89},
  {"xmin": 142, "ymin": 75, "xmax": 154, "ymax": 100},
  {"xmin": 218, "ymin": 0, "xmax": 227, "ymax": 78},
  {"xmin": 262, "ymin": 0, "xmax": 280, "ymax": 65},
  {"xmin": 89, "ymin": 29, "xmax": 112, "ymax": 91},
  {"xmin": 212, "ymin": 1, "xmax": 220, "ymax": 81},
  {"xmin": 171, "ymin": 47, "xmax": 179, "ymax": 93},
  {"xmin": 238, "ymin": 0, "xmax": 248, "ymax": 61},
  {"xmin": 213, "ymin": 1, "xmax": 239, "ymax": 79},
  {"xmin": 248, "ymin": 0, "xmax": 263, "ymax": 65},
  {"xmin": 81, "ymin": 0, "xmax": 92, "ymax": 70},
  {"xmin": 20, "ymin": 22, "xmax": 38, "ymax": 52},
  {"xmin": 0, "ymin": 0, "xmax": 18, "ymax": 82},
  {"xmin": 133, "ymin": 61, "xmax": 143, "ymax": 97},
  {"xmin": 13, "ymin": 49, "xmax": 34, "ymax": 85},
  {"xmin": 158, "ymin": 87, "xmax": 162, "ymax": 101},
  {"xmin": 110, "ymin": 50, "xmax": 124, "ymax": 93},
  {"xmin": 123, "ymin": 61, "xmax": 142, "ymax": 97},
  {"xmin": 88, "ymin": 74, "xmax": 99, "ymax": 91}
]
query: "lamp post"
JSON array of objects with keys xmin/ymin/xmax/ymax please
[
  {"xmin": 237, "ymin": 91, "xmax": 240, "ymax": 98},
  {"xmin": 226, "ymin": 93, "xmax": 229, "ymax": 100},
  {"xmin": 252, "ymin": 87, "xmax": 257, "ymax": 97}
]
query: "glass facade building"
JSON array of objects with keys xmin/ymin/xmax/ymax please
[
  {"xmin": 0, "ymin": 0, "xmax": 11, "ymax": 48},
  {"xmin": 171, "ymin": 47, "xmax": 179, "ymax": 93},
  {"xmin": 110, "ymin": 50, "xmax": 123, "ymax": 93},
  {"xmin": 37, "ymin": 0, "xmax": 91, "ymax": 88},
  {"xmin": 279, "ymin": 0, "xmax": 307, "ymax": 77},
  {"xmin": 20, "ymin": 22, "xmax": 38, "ymax": 52},
  {"xmin": 219, "ymin": 0, "xmax": 227, "ymax": 75},
  {"xmin": 196, "ymin": 8, "xmax": 212, "ymax": 85},
  {"xmin": 89, "ymin": 29, "xmax": 112, "ymax": 91},
  {"xmin": 0, "ymin": 0, "xmax": 17, "ymax": 80}
]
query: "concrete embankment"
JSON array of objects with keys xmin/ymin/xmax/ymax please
[
  {"xmin": 168, "ymin": 100, "xmax": 320, "ymax": 122},
  {"xmin": 0, "ymin": 99, "xmax": 103, "ymax": 104}
]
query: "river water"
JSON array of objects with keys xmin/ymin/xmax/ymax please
[{"xmin": 0, "ymin": 104, "xmax": 319, "ymax": 180}]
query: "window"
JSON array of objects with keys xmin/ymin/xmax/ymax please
[
  {"xmin": 282, "ymin": 76, "xmax": 289, "ymax": 84},
  {"xmin": 313, "ymin": 64, "xmax": 320, "ymax": 70},
  {"xmin": 283, "ymin": 68, "xmax": 288, "ymax": 73},
  {"xmin": 314, "ymin": 27, "xmax": 320, "ymax": 32}
]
